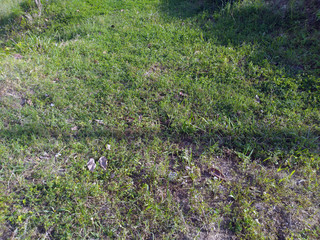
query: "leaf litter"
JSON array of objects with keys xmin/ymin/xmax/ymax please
[
  {"xmin": 98, "ymin": 156, "xmax": 108, "ymax": 170},
  {"xmin": 87, "ymin": 158, "xmax": 96, "ymax": 172}
]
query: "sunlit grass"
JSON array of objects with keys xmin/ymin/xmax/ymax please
[{"xmin": 0, "ymin": 0, "xmax": 25, "ymax": 19}]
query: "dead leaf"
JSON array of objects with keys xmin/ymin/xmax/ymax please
[
  {"xmin": 27, "ymin": 99, "xmax": 33, "ymax": 106},
  {"xmin": 209, "ymin": 166, "xmax": 226, "ymax": 181},
  {"xmin": 87, "ymin": 158, "xmax": 96, "ymax": 172},
  {"xmin": 126, "ymin": 117, "xmax": 134, "ymax": 123},
  {"xmin": 255, "ymin": 95, "xmax": 261, "ymax": 103},
  {"xmin": 14, "ymin": 54, "xmax": 23, "ymax": 59},
  {"xmin": 95, "ymin": 119, "xmax": 105, "ymax": 125},
  {"xmin": 179, "ymin": 91, "xmax": 188, "ymax": 97},
  {"xmin": 98, "ymin": 156, "xmax": 107, "ymax": 170},
  {"xmin": 71, "ymin": 126, "xmax": 78, "ymax": 131}
]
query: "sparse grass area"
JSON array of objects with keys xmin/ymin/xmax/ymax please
[{"xmin": 0, "ymin": 0, "xmax": 319, "ymax": 239}]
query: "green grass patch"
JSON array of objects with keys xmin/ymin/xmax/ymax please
[{"xmin": 1, "ymin": 0, "xmax": 319, "ymax": 239}]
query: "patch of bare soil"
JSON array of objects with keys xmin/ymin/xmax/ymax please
[
  {"xmin": 212, "ymin": 148, "xmax": 320, "ymax": 239},
  {"xmin": 0, "ymin": 225, "xmax": 13, "ymax": 240},
  {"xmin": 199, "ymin": 231, "xmax": 236, "ymax": 240}
]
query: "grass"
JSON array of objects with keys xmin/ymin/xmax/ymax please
[
  {"xmin": 0, "ymin": 0, "xmax": 25, "ymax": 18},
  {"xmin": 0, "ymin": 0, "xmax": 319, "ymax": 239}
]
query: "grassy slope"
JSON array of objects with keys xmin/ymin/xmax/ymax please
[{"xmin": 0, "ymin": 0, "xmax": 319, "ymax": 239}]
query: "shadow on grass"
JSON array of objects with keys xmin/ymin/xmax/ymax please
[
  {"xmin": 157, "ymin": 0, "xmax": 320, "ymax": 159},
  {"xmin": 1, "ymin": 114, "xmax": 319, "ymax": 164},
  {"xmin": 0, "ymin": 0, "xmax": 36, "ymax": 43},
  {"xmin": 160, "ymin": 0, "xmax": 320, "ymax": 75}
]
